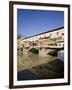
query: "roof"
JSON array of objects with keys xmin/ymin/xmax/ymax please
[{"xmin": 24, "ymin": 26, "xmax": 64, "ymax": 39}]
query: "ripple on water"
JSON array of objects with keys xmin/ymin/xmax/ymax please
[{"xmin": 17, "ymin": 51, "xmax": 56, "ymax": 71}]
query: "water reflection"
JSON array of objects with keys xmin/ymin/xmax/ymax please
[{"xmin": 17, "ymin": 51, "xmax": 56, "ymax": 71}]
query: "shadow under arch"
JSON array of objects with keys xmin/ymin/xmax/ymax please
[{"xmin": 28, "ymin": 47, "xmax": 39, "ymax": 54}]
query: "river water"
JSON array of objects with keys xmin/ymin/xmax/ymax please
[{"xmin": 17, "ymin": 51, "xmax": 56, "ymax": 71}]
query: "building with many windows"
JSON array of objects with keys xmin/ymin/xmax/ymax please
[{"xmin": 18, "ymin": 27, "xmax": 64, "ymax": 49}]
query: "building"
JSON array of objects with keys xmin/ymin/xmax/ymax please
[{"xmin": 18, "ymin": 27, "xmax": 64, "ymax": 49}]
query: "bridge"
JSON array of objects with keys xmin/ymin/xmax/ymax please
[
  {"xmin": 17, "ymin": 27, "xmax": 64, "ymax": 57},
  {"xmin": 18, "ymin": 43, "xmax": 62, "ymax": 57}
]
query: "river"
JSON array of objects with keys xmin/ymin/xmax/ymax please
[{"xmin": 17, "ymin": 51, "xmax": 56, "ymax": 71}]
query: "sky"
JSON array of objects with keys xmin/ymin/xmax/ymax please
[{"xmin": 17, "ymin": 9, "xmax": 64, "ymax": 37}]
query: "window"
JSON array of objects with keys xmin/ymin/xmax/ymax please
[
  {"xmin": 55, "ymin": 43, "xmax": 57, "ymax": 46},
  {"xmin": 40, "ymin": 36, "xmax": 41, "ymax": 38},
  {"xmin": 50, "ymin": 34, "xmax": 51, "ymax": 37},
  {"xmin": 63, "ymin": 44, "xmax": 64, "ymax": 47},
  {"xmin": 59, "ymin": 44, "xmax": 61, "ymax": 46},
  {"xmin": 57, "ymin": 32, "xmax": 59, "ymax": 35},
  {"xmin": 62, "ymin": 33, "xmax": 64, "ymax": 35},
  {"xmin": 44, "ymin": 35, "xmax": 46, "ymax": 37}
]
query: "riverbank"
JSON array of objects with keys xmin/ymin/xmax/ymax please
[{"xmin": 17, "ymin": 58, "xmax": 64, "ymax": 80}]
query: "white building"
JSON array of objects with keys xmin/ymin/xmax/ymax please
[{"xmin": 19, "ymin": 27, "xmax": 64, "ymax": 49}]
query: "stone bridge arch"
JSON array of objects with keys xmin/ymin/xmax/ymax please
[
  {"xmin": 23, "ymin": 46, "xmax": 52, "ymax": 57},
  {"xmin": 23, "ymin": 46, "xmax": 39, "ymax": 55},
  {"xmin": 27, "ymin": 47, "xmax": 39, "ymax": 54}
]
